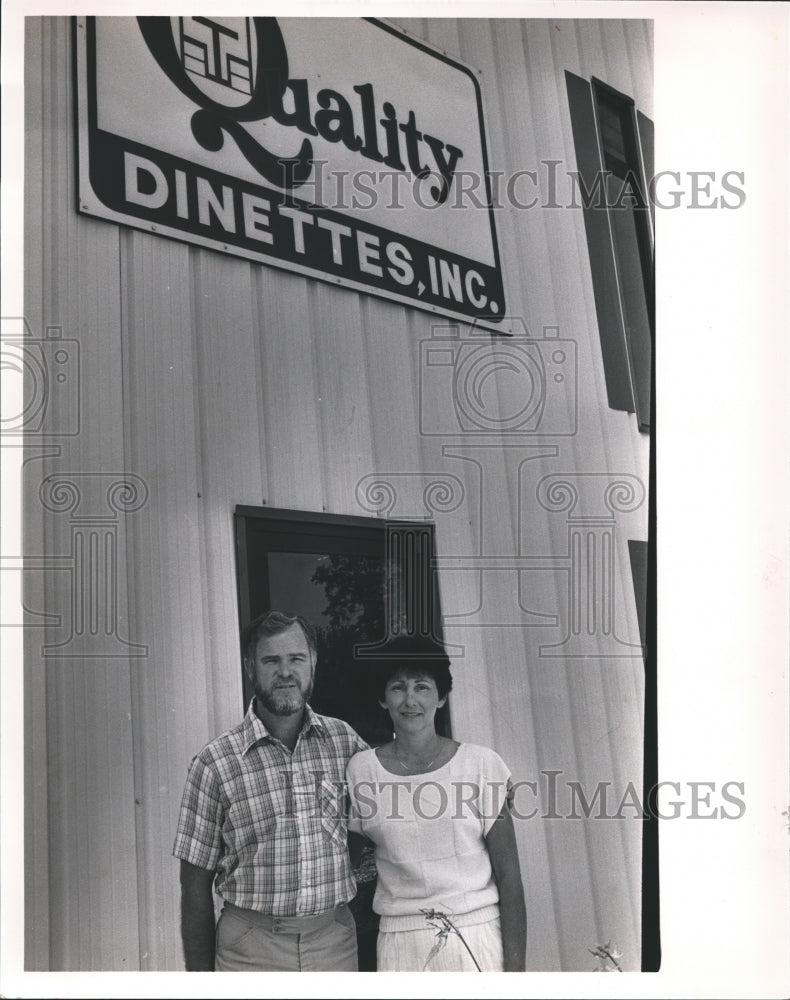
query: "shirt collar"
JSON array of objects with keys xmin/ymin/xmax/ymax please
[{"xmin": 241, "ymin": 699, "xmax": 327, "ymax": 755}]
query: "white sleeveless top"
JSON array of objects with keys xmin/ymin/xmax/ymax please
[{"xmin": 346, "ymin": 743, "xmax": 511, "ymax": 931}]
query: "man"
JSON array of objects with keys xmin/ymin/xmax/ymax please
[{"xmin": 173, "ymin": 609, "xmax": 368, "ymax": 971}]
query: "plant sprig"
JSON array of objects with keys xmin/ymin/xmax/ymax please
[
  {"xmin": 589, "ymin": 940, "xmax": 623, "ymax": 972},
  {"xmin": 421, "ymin": 908, "xmax": 482, "ymax": 971}
]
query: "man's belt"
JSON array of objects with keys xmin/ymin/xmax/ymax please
[{"xmin": 222, "ymin": 901, "xmax": 348, "ymax": 934}]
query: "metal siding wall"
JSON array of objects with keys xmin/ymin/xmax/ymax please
[
  {"xmin": 193, "ymin": 253, "xmax": 263, "ymax": 723},
  {"xmin": 24, "ymin": 15, "xmax": 651, "ymax": 971},
  {"xmin": 23, "ymin": 17, "xmax": 52, "ymax": 972},
  {"xmin": 309, "ymin": 283, "xmax": 375, "ymax": 513},
  {"xmin": 257, "ymin": 269, "xmax": 325, "ymax": 508},
  {"xmin": 119, "ymin": 231, "xmax": 213, "ymax": 968},
  {"xmin": 24, "ymin": 17, "xmax": 141, "ymax": 970}
]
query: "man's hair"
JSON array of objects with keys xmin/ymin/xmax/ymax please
[{"xmin": 241, "ymin": 610, "xmax": 317, "ymax": 664}]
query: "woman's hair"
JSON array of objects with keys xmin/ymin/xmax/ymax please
[{"xmin": 366, "ymin": 634, "xmax": 453, "ymax": 701}]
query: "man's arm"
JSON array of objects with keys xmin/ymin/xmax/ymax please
[
  {"xmin": 180, "ymin": 860, "xmax": 217, "ymax": 971},
  {"xmin": 485, "ymin": 805, "xmax": 527, "ymax": 971}
]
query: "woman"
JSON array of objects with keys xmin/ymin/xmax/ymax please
[{"xmin": 346, "ymin": 634, "xmax": 527, "ymax": 972}]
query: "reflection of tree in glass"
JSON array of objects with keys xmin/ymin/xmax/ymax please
[
  {"xmin": 312, "ymin": 554, "xmax": 386, "ymax": 631},
  {"xmin": 310, "ymin": 554, "xmax": 392, "ymax": 746}
]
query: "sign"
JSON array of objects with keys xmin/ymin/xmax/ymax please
[{"xmin": 74, "ymin": 17, "xmax": 507, "ymax": 327}]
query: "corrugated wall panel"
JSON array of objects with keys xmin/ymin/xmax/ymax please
[
  {"xmin": 533, "ymin": 18, "xmax": 644, "ymax": 966},
  {"xmin": 24, "ymin": 16, "xmax": 141, "ymax": 970},
  {"xmin": 622, "ymin": 19, "xmax": 654, "ymax": 117},
  {"xmin": 191, "ymin": 250, "xmax": 262, "ymax": 729},
  {"xmin": 120, "ymin": 230, "xmax": 213, "ymax": 971},
  {"xmin": 24, "ymin": 15, "xmax": 652, "ymax": 972},
  {"xmin": 23, "ymin": 15, "xmax": 52, "ymax": 973},
  {"xmin": 256, "ymin": 267, "xmax": 325, "ymax": 510},
  {"xmin": 308, "ymin": 283, "xmax": 375, "ymax": 513}
]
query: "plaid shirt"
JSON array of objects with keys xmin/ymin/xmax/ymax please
[{"xmin": 173, "ymin": 701, "xmax": 368, "ymax": 916}]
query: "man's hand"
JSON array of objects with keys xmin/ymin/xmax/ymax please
[{"xmin": 180, "ymin": 860, "xmax": 217, "ymax": 971}]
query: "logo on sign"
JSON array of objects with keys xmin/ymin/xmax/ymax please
[
  {"xmin": 137, "ymin": 17, "xmax": 313, "ymax": 188},
  {"xmin": 138, "ymin": 16, "xmax": 464, "ymax": 205}
]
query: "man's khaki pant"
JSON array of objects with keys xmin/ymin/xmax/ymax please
[{"xmin": 215, "ymin": 901, "xmax": 358, "ymax": 971}]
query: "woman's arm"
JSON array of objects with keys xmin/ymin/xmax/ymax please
[{"xmin": 485, "ymin": 804, "xmax": 527, "ymax": 971}]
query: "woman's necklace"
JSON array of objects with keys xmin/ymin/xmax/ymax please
[{"xmin": 394, "ymin": 736, "xmax": 443, "ymax": 772}]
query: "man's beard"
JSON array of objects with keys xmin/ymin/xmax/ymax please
[{"xmin": 255, "ymin": 676, "xmax": 314, "ymax": 716}]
